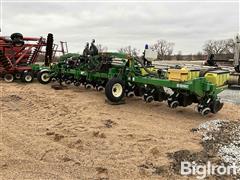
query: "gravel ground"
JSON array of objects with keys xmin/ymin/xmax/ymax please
[{"xmin": 198, "ymin": 120, "xmax": 240, "ymax": 177}]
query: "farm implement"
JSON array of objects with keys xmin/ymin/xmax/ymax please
[
  {"xmin": 0, "ymin": 33, "xmax": 67, "ymax": 83},
  {"xmin": 40, "ymin": 42, "xmax": 229, "ymax": 116}
]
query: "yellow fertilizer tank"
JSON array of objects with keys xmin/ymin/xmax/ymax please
[
  {"xmin": 188, "ymin": 68, "xmax": 200, "ymax": 80},
  {"xmin": 168, "ymin": 67, "xmax": 200, "ymax": 82},
  {"xmin": 204, "ymin": 70, "xmax": 230, "ymax": 86}
]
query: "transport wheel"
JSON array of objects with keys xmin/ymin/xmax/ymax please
[
  {"xmin": 201, "ymin": 107, "xmax": 211, "ymax": 116},
  {"xmin": 22, "ymin": 72, "xmax": 33, "ymax": 83},
  {"xmin": 4, "ymin": 73, "xmax": 14, "ymax": 83},
  {"xmin": 105, "ymin": 78, "xmax": 125, "ymax": 102},
  {"xmin": 37, "ymin": 71, "xmax": 51, "ymax": 84}
]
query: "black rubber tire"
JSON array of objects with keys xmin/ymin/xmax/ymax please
[
  {"xmin": 105, "ymin": 78, "xmax": 125, "ymax": 103},
  {"xmin": 210, "ymin": 100, "xmax": 224, "ymax": 114},
  {"xmin": 10, "ymin": 33, "xmax": 23, "ymax": 40},
  {"xmin": 201, "ymin": 107, "xmax": 211, "ymax": 116},
  {"xmin": 12, "ymin": 39, "xmax": 24, "ymax": 47},
  {"xmin": 10, "ymin": 33, "xmax": 24, "ymax": 47},
  {"xmin": 4, "ymin": 74, "xmax": 14, "ymax": 83},
  {"xmin": 15, "ymin": 73, "xmax": 22, "ymax": 79},
  {"xmin": 74, "ymin": 82, "xmax": 81, "ymax": 86},
  {"xmin": 134, "ymin": 86, "xmax": 143, "ymax": 97},
  {"xmin": 144, "ymin": 95, "xmax": 154, "ymax": 103},
  {"xmin": 37, "ymin": 71, "xmax": 51, "ymax": 84},
  {"xmin": 22, "ymin": 72, "xmax": 34, "ymax": 83},
  {"xmin": 170, "ymin": 101, "xmax": 179, "ymax": 108},
  {"xmin": 85, "ymin": 84, "xmax": 92, "ymax": 89}
]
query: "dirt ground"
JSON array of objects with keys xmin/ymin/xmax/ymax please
[{"xmin": 0, "ymin": 81, "xmax": 239, "ymax": 179}]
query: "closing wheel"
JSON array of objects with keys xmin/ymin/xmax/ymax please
[
  {"xmin": 65, "ymin": 79, "xmax": 72, "ymax": 85},
  {"xmin": 85, "ymin": 84, "xmax": 92, "ymax": 89},
  {"xmin": 51, "ymin": 77, "xmax": 57, "ymax": 82},
  {"xmin": 4, "ymin": 74, "xmax": 14, "ymax": 83},
  {"xmin": 96, "ymin": 85, "xmax": 104, "ymax": 91},
  {"xmin": 201, "ymin": 107, "xmax": 211, "ymax": 116},
  {"xmin": 105, "ymin": 78, "xmax": 125, "ymax": 102},
  {"xmin": 144, "ymin": 95, "xmax": 154, "ymax": 103},
  {"xmin": 15, "ymin": 73, "xmax": 21, "ymax": 79},
  {"xmin": 127, "ymin": 91, "xmax": 134, "ymax": 97},
  {"xmin": 74, "ymin": 82, "xmax": 80, "ymax": 86},
  {"xmin": 210, "ymin": 100, "xmax": 224, "ymax": 114},
  {"xmin": 37, "ymin": 71, "xmax": 51, "ymax": 84},
  {"xmin": 170, "ymin": 101, "xmax": 179, "ymax": 108},
  {"xmin": 22, "ymin": 72, "xmax": 33, "ymax": 83}
]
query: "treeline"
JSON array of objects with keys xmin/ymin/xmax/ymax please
[
  {"xmin": 115, "ymin": 38, "xmax": 235, "ymax": 60},
  {"xmin": 36, "ymin": 37, "xmax": 235, "ymax": 61}
]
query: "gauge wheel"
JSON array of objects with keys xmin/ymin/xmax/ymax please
[{"xmin": 105, "ymin": 78, "xmax": 125, "ymax": 102}]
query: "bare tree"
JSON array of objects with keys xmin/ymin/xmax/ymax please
[
  {"xmin": 224, "ymin": 39, "xmax": 235, "ymax": 54},
  {"xmin": 118, "ymin": 45, "xmax": 140, "ymax": 56},
  {"xmin": 96, "ymin": 44, "xmax": 108, "ymax": 52},
  {"xmin": 150, "ymin": 40, "xmax": 174, "ymax": 60},
  {"xmin": 203, "ymin": 39, "xmax": 234, "ymax": 54}
]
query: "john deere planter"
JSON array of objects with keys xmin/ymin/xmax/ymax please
[{"xmin": 42, "ymin": 49, "xmax": 229, "ymax": 116}]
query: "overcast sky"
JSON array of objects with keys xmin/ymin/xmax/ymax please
[{"xmin": 1, "ymin": 0, "xmax": 239, "ymax": 54}]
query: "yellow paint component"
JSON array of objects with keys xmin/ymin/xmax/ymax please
[
  {"xmin": 168, "ymin": 67, "xmax": 200, "ymax": 82},
  {"xmin": 140, "ymin": 67, "xmax": 157, "ymax": 75},
  {"xmin": 168, "ymin": 68, "xmax": 189, "ymax": 82},
  {"xmin": 188, "ymin": 69, "xmax": 200, "ymax": 80},
  {"xmin": 205, "ymin": 70, "xmax": 230, "ymax": 86}
]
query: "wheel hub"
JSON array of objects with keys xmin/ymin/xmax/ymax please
[
  {"xmin": 42, "ymin": 73, "xmax": 50, "ymax": 82},
  {"xmin": 4, "ymin": 74, "xmax": 14, "ymax": 82},
  {"xmin": 112, "ymin": 83, "xmax": 123, "ymax": 97},
  {"xmin": 25, "ymin": 75, "xmax": 32, "ymax": 82}
]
